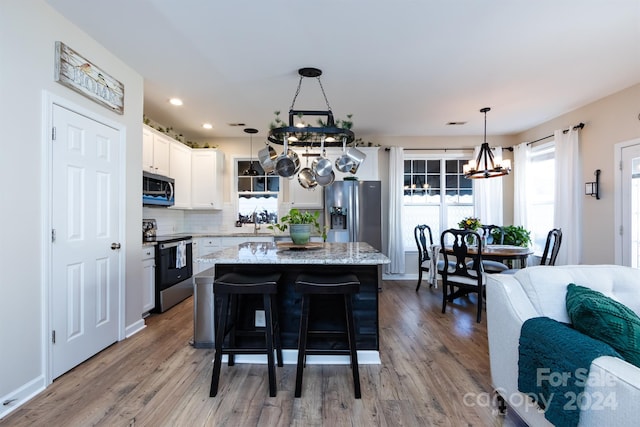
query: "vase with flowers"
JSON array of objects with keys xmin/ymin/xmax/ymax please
[{"xmin": 458, "ymin": 216, "xmax": 482, "ymax": 244}]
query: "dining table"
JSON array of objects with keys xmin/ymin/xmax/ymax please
[
  {"xmin": 462, "ymin": 244, "xmax": 533, "ymax": 268},
  {"xmin": 427, "ymin": 244, "xmax": 533, "ymax": 286}
]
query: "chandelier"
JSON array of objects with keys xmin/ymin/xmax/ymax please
[
  {"xmin": 463, "ymin": 107, "xmax": 511, "ymax": 179},
  {"xmin": 267, "ymin": 67, "xmax": 355, "ymax": 148}
]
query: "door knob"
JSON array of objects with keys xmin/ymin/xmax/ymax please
[{"xmin": 111, "ymin": 243, "xmax": 121, "ymax": 250}]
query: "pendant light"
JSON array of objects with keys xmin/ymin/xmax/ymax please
[
  {"xmin": 463, "ymin": 107, "xmax": 511, "ymax": 179},
  {"xmin": 243, "ymin": 127, "xmax": 259, "ymax": 176},
  {"xmin": 267, "ymin": 67, "xmax": 355, "ymax": 147}
]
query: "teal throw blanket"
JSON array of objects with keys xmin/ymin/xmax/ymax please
[{"xmin": 518, "ymin": 316, "xmax": 620, "ymax": 427}]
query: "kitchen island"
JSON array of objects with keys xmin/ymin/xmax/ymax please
[{"xmin": 196, "ymin": 241, "xmax": 390, "ymax": 364}]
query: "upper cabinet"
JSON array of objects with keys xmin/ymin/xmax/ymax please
[
  {"xmin": 191, "ymin": 149, "xmax": 224, "ymax": 209},
  {"xmin": 142, "ymin": 127, "xmax": 170, "ymax": 176},
  {"xmin": 289, "ymin": 148, "xmax": 324, "ymax": 209},
  {"xmin": 143, "ymin": 125, "xmax": 224, "ymax": 210},
  {"xmin": 169, "ymin": 141, "xmax": 192, "ymax": 209}
]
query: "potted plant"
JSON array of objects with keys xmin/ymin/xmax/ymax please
[
  {"xmin": 498, "ymin": 225, "xmax": 532, "ymax": 247},
  {"xmin": 267, "ymin": 208, "xmax": 322, "ymax": 245}
]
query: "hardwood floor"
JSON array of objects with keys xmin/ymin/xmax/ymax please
[{"xmin": 1, "ymin": 280, "xmax": 524, "ymax": 426}]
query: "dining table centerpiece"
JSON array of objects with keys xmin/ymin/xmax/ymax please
[
  {"xmin": 268, "ymin": 208, "xmax": 323, "ymax": 245},
  {"xmin": 457, "ymin": 216, "xmax": 482, "ymax": 244},
  {"xmin": 458, "ymin": 216, "xmax": 482, "ymax": 231}
]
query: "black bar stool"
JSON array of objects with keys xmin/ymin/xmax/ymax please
[
  {"xmin": 294, "ymin": 272, "xmax": 361, "ymax": 399},
  {"xmin": 209, "ymin": 272, "xmax": 282, "ymax": 397}
]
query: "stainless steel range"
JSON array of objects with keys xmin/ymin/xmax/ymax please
[
  {"xmin": 143, "ymin": 219, "xmax": 193, "ymax": 313},
  {"xmin": 153, "ymin": 234, "xmax": 193, "ymax": 312}
]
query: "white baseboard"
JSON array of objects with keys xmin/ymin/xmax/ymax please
[
  {"xmin": 382, "ymin": 273, "xmax": 417, "ymax": 281},
  {"xmin": 0, "ymin": 375, "xmax": 45, "ymax": 420},
  {"xmin": 218, "ymin": 349, "xmax": 381, "ymax": 365},
  {"xmin": 125, "ymin": 319, "xmax": 146, "ymax": 338}
]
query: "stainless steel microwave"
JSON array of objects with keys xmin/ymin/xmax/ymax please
[{"xmin": 143, "ymin": 171, "xmax": 175, "ymax": 207}]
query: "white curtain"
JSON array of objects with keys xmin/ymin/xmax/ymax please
[
  {"xmin": 554, "ymin": 128, "xmax": 582, "ymax": 264},
  {"xmin": 386, "ymin": 146, "xmax": 405, "ymax": 274},
  {"xmin": 473, "ymin": 146, "xmax": 504, "ymax": 226},
  {"xmin": 512, "ymin": 142, "xmax": 530, "ymax": 228}
]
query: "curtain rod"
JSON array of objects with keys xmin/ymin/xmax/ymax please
[
  {"xmin": 384, "ymin": 146, "xmax": 513, "ymax": 152},
  {"xmin": 526, "ymin": 122, "xmax": 585, "ymax": 146}
]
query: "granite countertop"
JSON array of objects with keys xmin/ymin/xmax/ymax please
[
  {"xmin": 197, "ymin": 241, "xmax": 390, "ymax": 265},
  {"xmin": 142, "ymin": 231, "xmax": 277, "ymax": 246}
]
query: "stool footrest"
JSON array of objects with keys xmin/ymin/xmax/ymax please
[
  {"xmin": 218, "ymin": 348, "xmax": 278, "ymax": 355},
  {"xmin": 302, "ymin": 349, "xmax": 352, "ymax": 356}
]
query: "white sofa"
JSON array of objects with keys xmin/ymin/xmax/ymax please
[{"xmin": 486, "ymin": 265, "xmax": 640, "ymax": 427}]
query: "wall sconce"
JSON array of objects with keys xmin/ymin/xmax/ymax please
[{"xmin": 585, "ymin": 169, "xmax": 601, "ymax": 199}]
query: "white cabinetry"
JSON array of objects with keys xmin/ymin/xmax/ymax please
[
  {"xmin": 288, "ymin": 148, "xmax": 324, "ymax": 209},
  {"xmin": 142, "ymin": 127, "xmax": 170, "ymax": 176},
  {"xmin": 289, "ymin": 179, "xmax": 323, "ymax": 209},
  {"xmin": 191, "ymin": 149, "xmax": 224, "ymax": 209},
  {"xmin": 169, "ymin": 141, "xmax": 192, "ymax": 208},
  {"xmin": 141, "ymin": 246, "xmax": 155, "ymax": 314}
]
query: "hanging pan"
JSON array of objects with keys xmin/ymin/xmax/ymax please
[
  {"xmin": 297, "ymin": 147, "xmax": 318, "ymax": 189},
  {"xmin": 316, "ymin": 170, "xmax": 335, "ymax": 186},
  {"xmin": 275, "ymin": 135, "xmax": 300, "ymax": 178},
  {"xmin": 313, "ymin": 135, "xmax": 333, "ymax": 177},
  {"xmin": 258, "ymin": 141, "xmax": 278, "ymax": 174},
  {"xmin": 346, "ymin": 146, "xmax": 366, "ymax": 174},
  {"xmin": 335, "ymin": 137, "xmax": 355, "ymax": 173}
]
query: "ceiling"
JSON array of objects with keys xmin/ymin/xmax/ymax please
[{"xmin": 46, "ymin": 0, "xmax": 640, "ymax": 142}]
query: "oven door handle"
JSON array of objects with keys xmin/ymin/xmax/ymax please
[{"xmin": 159, "ymin": 239, "xmax": 193, "ymax": 249}]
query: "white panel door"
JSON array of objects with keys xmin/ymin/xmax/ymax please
[
  {"xmin": 51, "ymin": 104, "xmax": 120, "ymax": 379},
  {"xmin": 621, "ymin": 143, "xmax": 640, "ymax": 267}
]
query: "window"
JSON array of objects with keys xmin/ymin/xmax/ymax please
[
  {"xmin": 402, "ymin": 155, "xmax": 474, "ymax": 250},
  {"xmin": 236, "ymin": 160, "xmax": 279, "ymax": 225},
  {"xmin": 525, "ymin": 142, "xmax": 555, "ymax": 254}
]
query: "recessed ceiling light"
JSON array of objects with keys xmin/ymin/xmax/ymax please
[
  {"xmin": 446, "ymin": 121, "xmax": 467, "ymax": 126},
  {"xmin": 202, "ymin": 123, "xmax": 213, "ymax": 129},
  {"xmin": 169, "ymin": 98, "xmax": 183, "ymax": 106}
]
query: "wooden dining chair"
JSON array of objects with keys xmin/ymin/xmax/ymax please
[
  {"xmin": 414, "ymin": 224, "xmax": 440, "ymax": 291},
  {"xmin": 466, "ymin": 225, "xmax": 509, "ymax": 273},
  {"xmin": 540, "ymin": 228, "xmax": 562, "ymax": 265},
  {"xmin": 502, "ymin": 228, "xmax": 562, "ymax": 274},
  {"xmin": 440, "ymin": 228, "xmax": 486, "ymax": 323}
]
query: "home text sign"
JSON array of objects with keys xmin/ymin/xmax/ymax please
[{"xmin": 54, "ymin": 41, "xmax": 124, "ymax": 115}]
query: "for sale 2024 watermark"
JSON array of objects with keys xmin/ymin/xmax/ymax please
[{"xmin": 463, "ymin": 368, "xmax": 618, "ymax": 414}]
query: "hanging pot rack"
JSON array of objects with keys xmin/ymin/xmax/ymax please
[{"xmin": 267, "ymin": 67, "xmax": 355, "ymax": 148}]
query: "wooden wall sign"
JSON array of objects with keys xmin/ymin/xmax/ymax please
[{"xmin": 54, "ymin": 41, "xmax": 125, "ymax": 115}]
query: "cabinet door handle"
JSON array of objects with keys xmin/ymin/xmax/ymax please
[{"xmin": 111, "ymin": 243, "xmax": 121, "ymax": 250}]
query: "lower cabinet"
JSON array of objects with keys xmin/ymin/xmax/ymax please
[{"xmin": 141, "ymin": 246, "xmax": 155, "ymax": 314}]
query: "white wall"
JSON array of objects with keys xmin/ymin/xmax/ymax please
[
  {"xmin": 515, "ymin": 83, "xmax": 640, "ymax": 264},
  {"xmin": 0, "ymin": 0, "xmax": 143, "ymax": 415}
]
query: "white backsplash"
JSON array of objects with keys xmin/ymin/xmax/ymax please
[{"xmin": 143, "ymin": 203, "xmax": 239, "ymax": 235}]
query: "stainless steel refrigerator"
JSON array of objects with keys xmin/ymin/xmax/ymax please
[{"xmin": 324, "ymin": 180, "xmax": 382, "ymax": 251}]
